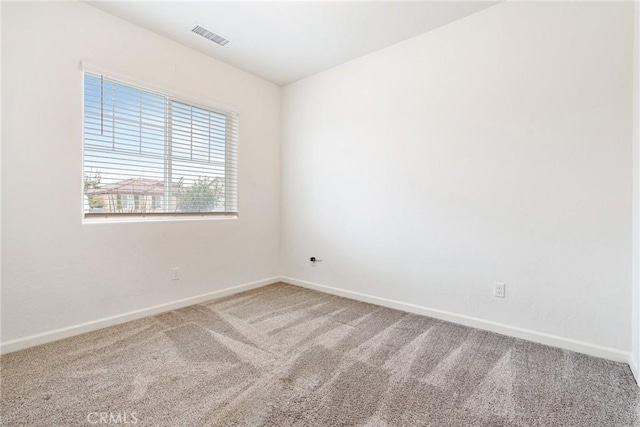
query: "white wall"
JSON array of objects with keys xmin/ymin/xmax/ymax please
[
  {"xmin": 632, "ymin": 0, "xmax": 640, "ymax": 379},
  {"xmin": 1, "ymin": 2, "xmax": 281, "ymax": 344},
  {"xmin": 282, "ymin": 1, "xmax": 634, "ymax": 354},
  {"xmin": 2, "ymin": 0, "xmax": 636, "ymax": 362}
]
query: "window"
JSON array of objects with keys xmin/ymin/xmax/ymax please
[
  {"xmin": 153, "ymin": 195, "xmax": 163, "ymax": 210},
  {"xmin": 83, "ymin": 72, "xmax": 238, "ymax": 220},
  {"xmin": 121, "ymin": 194, "xmax": 134, "ymax": 211}
]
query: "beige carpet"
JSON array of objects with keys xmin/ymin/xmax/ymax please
[{"xmin": 1, "ymin": 283, "xmax": 639, "ymax": 426}]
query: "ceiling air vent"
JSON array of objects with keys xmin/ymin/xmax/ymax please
[{"xmin": 192, "ymin": 25, "xmax": 230, "ymax": 46}]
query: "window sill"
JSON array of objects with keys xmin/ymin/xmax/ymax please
[{"xmin": 83, "ymin": 214, "xmax": 238, "ymax": 225}]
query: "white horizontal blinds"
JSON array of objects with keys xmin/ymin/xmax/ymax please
[
  {"xmin": 170, "ymin": 101, "xmax": 238, "ymax": 213},
  {"xmin": 83, "ymin": 72, "xmax": 238, "ymax": 216}
]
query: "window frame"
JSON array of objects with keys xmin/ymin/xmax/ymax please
[{"xmin": 80, "ymin": 62, "xmax": 240, "ymax": 224}]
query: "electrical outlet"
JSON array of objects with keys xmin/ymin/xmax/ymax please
[
  {"xmin": 494, "ymin": 282, "xmax": 505, "ymax": 298},
  {"xmin": 172, "ymin": 268, "xmax": 180, "ymax": 281}
]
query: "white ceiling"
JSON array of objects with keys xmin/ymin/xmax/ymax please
[{"xmin": 87, "ymin": 1, "xmax": 499, "ymax": 86}]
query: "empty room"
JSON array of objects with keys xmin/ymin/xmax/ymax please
[{"xmin": 2, "ymin": 0, "xmax": 640, "ymax": 425}]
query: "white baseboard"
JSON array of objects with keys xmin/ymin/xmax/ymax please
[
  {"xmin": 3, "ymin": 274, "xmax": 632, "ymax": 367},
  {"xmin": 281, "ymin": 276, "xmax": 630, "ymax": 364},
  {"xmin": 0, "ymin": 276, "xmax": 281, "ymax": 355},
  {"xmin": 630, "ymin": 356, "xmax": 640, "ymax": 386}
]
